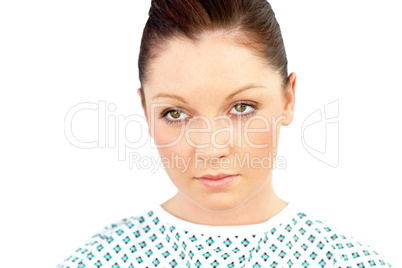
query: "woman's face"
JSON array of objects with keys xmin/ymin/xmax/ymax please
[{"xmin": 138, "ymin": 33, "xmax": 295, "ymax": 212}]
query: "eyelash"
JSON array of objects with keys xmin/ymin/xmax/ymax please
[{"xmin": 159, "ymin": 99, "xmax": 260, "ymax": 126}]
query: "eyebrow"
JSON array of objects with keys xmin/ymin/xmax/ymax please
[{"xmin": 152, "ymin": 84, "xmax": 264, "ymax": 104}]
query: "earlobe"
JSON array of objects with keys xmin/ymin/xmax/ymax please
[
  {"xmin": 137, "ymin": 88, "xmax": 143, "ymax": 105},
  {"xmin": 282, "ymin": 72, "xmax": 296, "ymax": 126},
  {"xmin": 137, "ymin": 88, "xmax": 152, "ymax": 138},
  {"xmin": 137, "ymin": 87, "xmax": 146, "ymax": 114}
]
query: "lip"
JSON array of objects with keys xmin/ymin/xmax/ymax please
[
  {"xmin": 196, "ymin": 173, "xmax": 238, "ymax": 180},
  {"xmin": 195, "ymin": 173, "xmax": 238, "ymax": 189}
]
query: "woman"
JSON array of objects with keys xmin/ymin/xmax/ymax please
[{"xmin": 57, "ymin": 0, "xmax": 392, "ymax": 267}]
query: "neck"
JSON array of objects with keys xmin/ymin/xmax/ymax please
[{"xmin": 161, "ymin": 176, "xmax": 288, "ymax": 226}]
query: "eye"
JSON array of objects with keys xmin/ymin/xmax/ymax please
[
  {"xmin": 160, "ymin": 109, "xmax": 189, "ymax": 125},
  {"xmin": 230, "ymin": 102, "xmax": 256, "ymax": 116},
  {"xmin": 159, "ymin": 100, "xmax": 259, "ymax": 126}
]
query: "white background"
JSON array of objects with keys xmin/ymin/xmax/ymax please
[{"xmin": 0, "ymin": 0, "xmax": 401, "ymax": 267}]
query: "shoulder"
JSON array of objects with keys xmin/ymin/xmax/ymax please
[
  {"xmin": 56, "ymin": 208, "xmax": 156, "ymax": 268},
  {"xmin": 285, "ymin": 206, "xmax": 393, "ymax": 267}
]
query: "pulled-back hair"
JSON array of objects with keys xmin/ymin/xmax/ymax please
[{"xmin": 138, "ymin": 0, "xmax": 288, "ymax": 108}]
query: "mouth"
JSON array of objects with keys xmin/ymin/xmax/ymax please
[
  {"xmin": 196, "ymin": 173, "xmax": 238, "ymax": 180},
  {"xmin": 195, "ymin": 173, "xmax": 239, "ymax": 189}
]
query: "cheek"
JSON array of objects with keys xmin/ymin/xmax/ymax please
[
  {"xmin": 243, "ymin": 118, "xmax": 280, "ymax": 151},
  {"xmin": 239, "ymin": 112, "xmax": 282, "ymax": 171},
  {"xmin": 153, "ymin": 121, "xmax": 187, "ymax": 148},
  {"xmin": 154, "ymin": 126, "xmax": 192, "ymax": 172}
]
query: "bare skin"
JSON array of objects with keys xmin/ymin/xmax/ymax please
[{"xmin": 138, "ymin": 32, "xmax": 296, "ymax": 226}]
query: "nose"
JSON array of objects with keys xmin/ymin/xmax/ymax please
[
  {"xmin": 188, "ymin": 115, "xmax": 232, "ymax": 161},
  {"xmin": 196, "ymin": 142, "xmax": 231, "ymax": 162}
]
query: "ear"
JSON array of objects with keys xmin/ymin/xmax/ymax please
[
  {"xmin": 281, "ymin": 72, "xmax": 296, "ymax": 126},
  {"xmin": 137, "ymin": 88, "xmax": 152, "ymax": 138}
]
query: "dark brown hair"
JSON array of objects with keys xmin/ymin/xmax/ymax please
[{"xmin": 138, "ymin": 0, "xmax": 288, "ymax": 108}]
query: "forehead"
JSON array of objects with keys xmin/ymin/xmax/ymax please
[{"xmin": 144, "ymin": 34, "xmax": 281, "ymax": 100}]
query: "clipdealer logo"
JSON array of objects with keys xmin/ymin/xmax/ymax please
[{"xmin": 64, "ymin": 99, "xmax": 339, "ymax": 170}]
